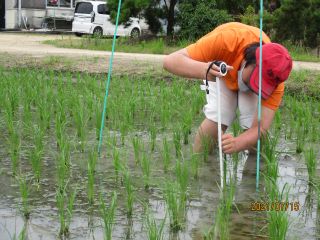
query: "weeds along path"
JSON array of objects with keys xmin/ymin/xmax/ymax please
[{"xmin": 0, "ymin": 33, "xmax": 320, "ymax": 73}]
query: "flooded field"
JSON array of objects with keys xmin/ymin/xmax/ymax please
[{"xmin": 0, "ymin": 68, "xmax": 319, "ymax": 239}]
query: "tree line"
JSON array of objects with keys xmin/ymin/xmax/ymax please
[{"xmin": 107, "ymin": 0, "xmax": 320, "ymax": 47}]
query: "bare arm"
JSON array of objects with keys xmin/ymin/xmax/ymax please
[
  {"xmin": 222, "ymin": 106, "xmax": 276, "ymax": 153},
  {"xmin": 163, "ymin": 48, "xmax": 232, "ymax": 80}
]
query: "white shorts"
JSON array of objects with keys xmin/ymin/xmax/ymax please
[{"xmin": 201, "ymin": 79, "xmax": 258, "ymax": 129}]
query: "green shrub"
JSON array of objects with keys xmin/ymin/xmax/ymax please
[{"xmin": 177, "ymin": 0, "xmax": 233, "ymax": 41}]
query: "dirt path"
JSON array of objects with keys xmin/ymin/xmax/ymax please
[{"xmin": 0, "ymin": 32, "xmax": 319, "ymax": 73}]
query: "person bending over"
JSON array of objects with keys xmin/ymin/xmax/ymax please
[{"xmin": 163, "ymin": 22, "xmax": 292, "ymax": 154}]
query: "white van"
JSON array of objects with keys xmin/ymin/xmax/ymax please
[{"xmin": 72, "ymin": 0, "xmax": 142, "ymax": 38}]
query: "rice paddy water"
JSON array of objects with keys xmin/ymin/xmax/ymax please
[{"xmin": 0, "ymin": 67, "xmax": 319, "ymax": 239}]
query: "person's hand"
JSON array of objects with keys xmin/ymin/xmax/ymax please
[
  {"xmin": 205, "ymin": 62, "xmax": 233, "ymax": 81},
  {"xmin": 222, "ymin": 133, "xmax": 239, "ymax": 154}
]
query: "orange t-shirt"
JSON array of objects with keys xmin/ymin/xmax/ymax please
[{"xmin": 186, "ymin": 22, "xmax": 284, "ymax": 110}]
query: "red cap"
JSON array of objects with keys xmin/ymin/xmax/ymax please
[{"xmin": 249, "ymin": 43, "xmax": 293, "ymax": 99}]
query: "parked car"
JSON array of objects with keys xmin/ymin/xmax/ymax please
[{"xmin": 72, "ymin": 0, "xmax": 142, "ymax": 38}]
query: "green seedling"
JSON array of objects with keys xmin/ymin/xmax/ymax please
[
  {"xmin": 30, "ymin": 125, "xmax": 44, "ymax": 183},
  {"xmin": 295, "ymin": 122, "xmax": 305, "ymax": 153},
  {"xmin": 304, "ymin": 148, "xmax": 317, "ymax": 185},
  {"xmin": 173, "ymin": 129, "xmax": 182, "ymax": 158},
  {"xmin": 56, "ymin": 184, "xmax": 77, "ymax": 237},
  {"xmin": 100, "ymin": 191, "xmax": 117, "ymax": 240},
  {"xmin": 161, "ymin": 138, "xmax": 171, "ymax": 173},
  {"xmin": 164, "ymin": 181, "xmax": 186, "ymax": 231},
  {"xmin": 190, "ymin": 151, "xmax": 200, "ymax": 179},
  {"xmin": 182, "ymin": 111, "xmax": 193, "ymax": 145},
  {"xmin": 18, "ymin": 175, "xmax": 31, "ymax": 220},
  {"xmin": 140, "ymin": 152, "xmax": 151, "ymax": 190},
  {"xmin": 267, "ymin": 184, "xmax": 290, "ymax": 240},
  {"xmin": 120, "ymin": 121, "xmax": 128, "ymax": 146},
  {"xmin": 132, "ymin": 136, "xmax": 141, "ymax": 165},
  {"xmin": 214, "ymin": 176, "xmax": 236, "ymax": 240},
  {"xmin": 200, "ymin": 135, "xmax": 212, "ymax": 162},
  {"xmin": 149, "ymin": 124, "xmax": 157, "ymax": 151},
  {"xmin": 123, "ymin": 168, "xmax": 134, "ymax": 217},
  {"xmin": 88, "ymin": 150, "xmax": 98, "ymax": 205},
  {"xmin": 9, "ymin": 128, "xmax": 20, "ymax": 175},
  {"xmin": 112, "ymin": 147, "xmax": 122, "ymax": 182},
  {"xmin": 145, "ymin": 208, "xmax": 166, "ymax": 240},
  {"xmin": 175, "ymin": 158, "xmax": 189, "ymax": 199},
  {"xmin": 74, "ymin": 98, "xmax": 89, "ymax": 152}
]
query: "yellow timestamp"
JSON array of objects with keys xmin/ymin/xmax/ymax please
[{"xmin": 250, "ymin": 201, "xmax": 300, "ymax": 211}]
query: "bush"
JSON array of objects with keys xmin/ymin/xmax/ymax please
[
  {"xmin": 273, "ymin": 0, "xmax": 320, "ymax": 47},
  {"xmin": 177, "ymin": 0, "xmax": 233, "ymax": 41},
  {"xmin": 240, "ymin": 5, "xmax": 275, "ymax": 39}
]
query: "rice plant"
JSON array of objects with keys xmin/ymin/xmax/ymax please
[
  {"xmin": 161, "ymin": 138, "xmax": 171, "ymax": 173},
  {"xmin": 30, "ymin": 125, "xmax": 44, "ymax": 184},
  {"xmin": 56, "ymin": 184, "xmax": 77, "ymax": 237},
  {"xmin": 112, "ymin": 147, "xmax": 122, "ymax": 182},
  {"xmin": 163, "ymin": 181, "xmax": 186, "ymax": 231},
  {"xmin": 123, "ymin": 168, "xmax": 134, "ymax": 217},
  {"xmin": 149, "ymin": 124, "xmax": 157, "ymax": 152},
  {"xmin": 304, "ymin": 148, "xmax": 317, "ymax": 185},
  {"xmin": 120, "ymin": 121, "xmax": 128, "ymax": 146},
  {"xmin": 132, "ymin": 136, "xmax": 141, "ymax": 165},
  {"xmin": 141, "ymin": 152, "xmax": 151, "ymax": 190},
  {"xmin": 175, "ymin": 158, "xmax": 189, "ymax": 199},
  {"xmin": 8, "ymin": 127, "xmax": 20, "ymax": 175},
  {"xmin": 37, "ymin": 93, "xmax": 51, "ymax": 131},
  {"xmin": 296, "ymin": 122, "xmax": 305, "ymax": 153},
  {"xmin": 145, "ymin": 208, "xmax": 166, "ymax": 240},
  {"xmin": 190, "ymin": 151, "xmax": 200, "ymax": 179},
  {"xmin": 173, "ymin": 128, "xmax": 182, "ymax": 158},
  {"xmin": 267, "ymin": 184, "xmax": 290, "ymax": 240},
  {"xmin": 18, "ymin": 175, "xmax": 31, "ymax": 220},
  {"xmin": 213, "ymin": 176, "xmax": 236, "ymax": 240},
  {"xmin": 74, "ymin": 97, "xmax": 89, "ymax": 152},
  {"xmin": 100, "ymin": 191, "xmax": 117, "ymax": 240},
  {"xmin": 181, "ymin": 110, "xmax": 193, "ymax": 145},
  {"xmin": 88, "ymin": 150, "xmax": 98, "ymax": 205},
  {"xmin": 200, "ymin": 135, "xmax": 212, "ymax": 162}
]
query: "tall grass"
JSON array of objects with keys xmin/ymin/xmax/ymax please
[{"xmin": 100, "ymin": 191, "xmax": 117, "ymax": 240}]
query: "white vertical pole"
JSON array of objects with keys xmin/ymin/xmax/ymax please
[
  {"xmin": 18, "ymin": 0, "xmax": 21, "ymax": 28},
  {"xmin": 216, "ymin": 76, "xmax": 224, "ymax": 189}
]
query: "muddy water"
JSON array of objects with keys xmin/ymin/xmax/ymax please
[{"xmin": 0, "ymin": 126, "xmax": 319, "ymax": 240}]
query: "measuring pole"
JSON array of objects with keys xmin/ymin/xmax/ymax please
[
  {"xmin": 256, "ymin": 0, "xmax": 264, "ymax": 190},
  {"xmin": 216, "ymin": 76, "xmax": 224, "ymax": 189}
]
